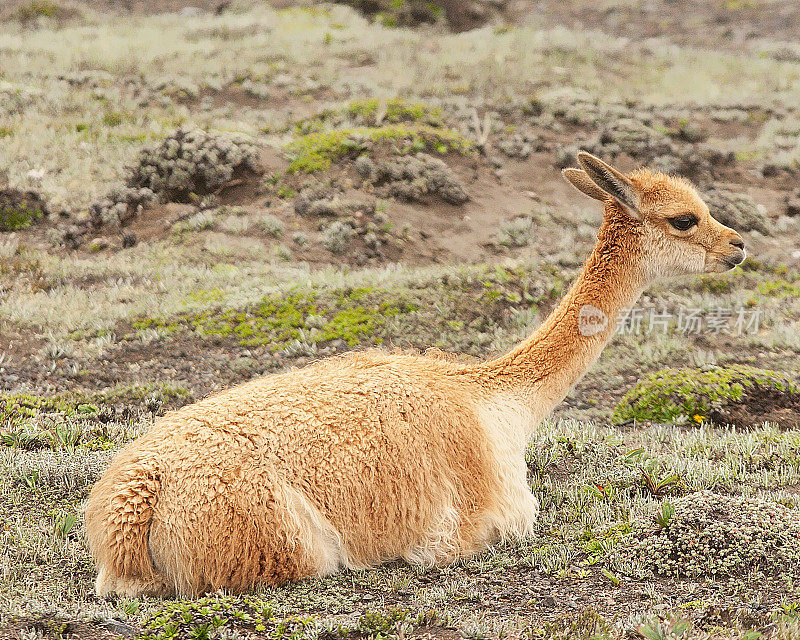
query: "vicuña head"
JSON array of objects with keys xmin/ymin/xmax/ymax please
[
  {"xmin": 85, "ymin": 152, "xmax": 747, "ymax": 598},
  {"xmin": 563, "ymin": 151, "xmax": 745, "ymax": 278}
]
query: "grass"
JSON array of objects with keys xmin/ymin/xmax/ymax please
[
  {"xmin": 285, "ymin": 123, "xmax": 473, "ymax": 173},
  {"xmin": 3, "ymin": 415, "xmax": 799, "ymax": 636},
  {"xmin": 0, "ymin": 384, "xmax": 192, "ymax": 451},
  {"xmin": 129, "ymin": 266, "xmax": 561, "ymax": 352},
  {"xmin": 612, "ymin": 364, "xmax": 800, "ymax": 425},
  {"xmin": 2, "ymin": 4, "xmax": 800, "ymax": 208}
]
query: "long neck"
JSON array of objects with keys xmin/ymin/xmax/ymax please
[{"xmin": 477, "ymin": 210, "xmax": 647, "ymax": 420}]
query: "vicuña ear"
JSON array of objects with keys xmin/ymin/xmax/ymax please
[
  {"xmin": 576, "ymin": 151, "xmax": 639, "ymax": 217},
  {"xmin": 562, "ymin": 168, "xmax": 609, "ymax": 202}
]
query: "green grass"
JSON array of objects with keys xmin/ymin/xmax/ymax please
[
  {"xmin": 345, "ymin": 97, "xmax": 443, "ymax": 125},
  {"xmin": 612, "ymin": 364, "xmax": 799, "ymax": 425},
  {"xmin": 0, "ymin": 384, "xmax": 192, "ymax": 451},
  {"xmin": 758, "ymin": 279, "xmax": 800, "ymax": 297},
  {"xmin": 0, "ymin": 202, "xmax": 45, "ymax": 231},
  {"xmin": 286, "ymin": 123, "xmax": 473, "ymax": 173},
  {"xmin": 131, "ymin": 266, "xmax": 562, "ymax": 351}
]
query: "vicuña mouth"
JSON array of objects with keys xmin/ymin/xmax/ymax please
[{"xmin": 721, "ymin": 250, "xmax": 746, "ymax": 269}]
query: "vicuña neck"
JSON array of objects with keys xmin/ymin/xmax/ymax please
[{"xmin": 478, "ymin": 210, "xmax": 647, "ymax": 422}]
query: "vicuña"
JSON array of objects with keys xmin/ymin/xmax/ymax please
[{"xmin": 85, "ymin": 152, "xmax": 746, "ymax": 597}]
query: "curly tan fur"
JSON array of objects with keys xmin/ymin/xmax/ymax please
[{"xmin": 85, "ymin": 153, "xmax": 746, "ymax": 597}]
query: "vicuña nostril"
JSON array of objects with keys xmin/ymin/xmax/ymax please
[{"xmin": 730, "ymin": 238, "xmax": 745, "ymax": 250}]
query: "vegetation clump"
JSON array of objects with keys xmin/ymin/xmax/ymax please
[
  {"xmin": 135, "ymin": 289, "xmax": 419, "ymax": 349},
  {"xmin": 0, "ymin": 384, "xmax": 192, "ymax": 450},
  {"xmin": 346, "ymin": 98, "xmax": 443, "ymax": 126},
  {"xmin": 702, "ymin": 186, "xmax": 770, "ymax": 235},
  {"xmin": 126, "ymin": 127, "xmax": 259, "ymax": 202},
  {"xmin": 322, "ymin": 220, "xmax": 355, "ymax": 254},
  {"xmin": 0, "ymin": 188, "xmax": 48, "ymax": 231},
  {"xmin": 496, "ymin": 216, "xmax": 534, "ymax": 247},
  {"xmin": 294, "ymin": 98, "xmax": 443, "ymax": 135},
  {"xmin": 294, "ymin": 186, "xmax": 376, "ymax": 218},
  {"xmin": 88, "ymin": 185, "xmax": 155, "ymax": 229},
  {"xmin": 286, "ymin": 124, "xmax": 472, "ymax": 174},
  {"xmin": 329, "ymin": 0, "xmax": 505, "ymax": 32},
  {"xmin": 355, "ymin": 152, "xmax": 469, "ymax": 204},
  {"xmin": 12, "ymin": 0, "xmax": 71, "ymax": 22},
  {"xmin": 612, "ymin": 364, "xmax": 800, "ymax": 427},
  {"xmin": 611, "ymin": 490, "xmax": 800, "ymax": 578}
]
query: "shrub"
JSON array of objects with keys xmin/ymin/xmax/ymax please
[
  {"xmin": 611, "ymin": 491, "xmax": 800, "ymax": 578},
  {"xmin": 126, "ymin": 128, "xmax": 259, "ymax": 202},
  {"xmin": 0, "ymin": 189, "xmax": 48, "ymax": 231},
  {"xmin": 322, "ymin": 221, "xmax": 354, "ymax": 254}
]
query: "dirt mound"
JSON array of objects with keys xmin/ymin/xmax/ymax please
[
  {"xmin": 0, "ymin": 188, "xmax": 48, "ymax": 232},
  {"xmin": 711, "ymin": 385, "xmax": 800, "ymax": 431},
  {"xmin": 611, "ymin": 491, "xmax": 800, "ymax": 578},
  {"xmin": 613, "ymin": 365, "xmax": 800, "ymax": 429}
]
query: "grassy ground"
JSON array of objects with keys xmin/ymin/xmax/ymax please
[{"xmin": 1, "ymin": 1, "xmax": 800, "ymax": 639}]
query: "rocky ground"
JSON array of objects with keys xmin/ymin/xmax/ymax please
[{"xmin": 1, "ymin": 1, "xmax": 800, "ymax": 639}]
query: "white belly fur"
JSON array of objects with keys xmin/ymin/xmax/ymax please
[{"xmin": 476, "ymin": 393, "xmax": 540, "ymax": 540}]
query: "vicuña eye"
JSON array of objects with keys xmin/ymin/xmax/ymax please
[{"xmin": 668, "ymin": 215, "xmax": 698, "ymax": 231}]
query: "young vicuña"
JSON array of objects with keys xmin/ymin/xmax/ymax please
[{"xmin": 85, "ymin": 152, "xmax": 746, "ymax": 597}]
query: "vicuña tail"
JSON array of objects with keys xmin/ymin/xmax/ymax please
[{"xmin": 84, "ymin": 457, "xmax": 168, "ymax": 597}]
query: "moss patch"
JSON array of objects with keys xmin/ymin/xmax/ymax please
[
  {"xmin": 612, "ymin": 365, "xmax": 800, "ymax": 427},
  {"xmin": 286, "ymin": 123, "xmax": 472, "ymax": 173},
  {"xmin": 131, "ymin": 266, "xmax": 563, "ymax": 354},
  {"xmin": 345, "ymin": 98, "xmax": 443, "ymax": 125},
  {"xmin": 293, "ymin": 98, "xmax": 443, "ymax": 135},
  {"xmin": 0, "ymin": 189, "xmax": 47, "ymax": 231},
  {"xmin": 137, "ymin": 288, "xmax": 418, "ymax": 349}
]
